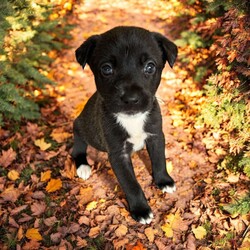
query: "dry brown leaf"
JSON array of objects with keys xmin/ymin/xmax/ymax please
[
  {"xmin": 77, "ymin": 187, "xmax": 93, "ymax": 206},
  {"xmin": 88, "ymin": 226, "xmax": 100, "ymax": 238},
  {"xmin": 22, "ymin": 240, "xmax": 41, "ymax": 250},
  {"xmin": 144, "ymin": 227, "xmax": 155, "ymax": 242},
  {"xmin": 9, "ymin": 216, "xmax": 19, "ymax": 228},
  {"xmin": 0, "ymin": 148, "xmax": 17, "ymax": 168},
  {"xmin": 50, "ymin": 232, "xmax": 62, "ymax": 243},
  {"xmin": 61, "ymin": 156, "xmax": 76, "ymax": 179},
  {"xmin": 76, "ymin": 236, "xmax": 88, "ymax": 248},
  {"xmin": 115, "ymin": 224, "xmax": 128, "ymax": 237},
  {"xmin": 45, "ymin": 178, "xmax": 62, "ymax": 193},
  {"xmin": 7, "ymin": 169, "xmax": 20, "ymax": 181},
  {"xmin": 68, "ymin": 222, "xmax": 80, "ymax": 234},
  {"xmin": 26, "ymin": 228, "xmax": 43, "ymax": 241},
  {"xmin": 0, "ymin": 185, "xmax": 20, "ymax": 202},
  {"xmin": 186, "ymin": 233, "xmax": 196, "ymax": 250},
  {"xmin": 78, "ymin": 216, "xmax": 90, "ymax": 226},
  {"xmin": 10, "ymin": 205, "xmax": 28, "ymax": 215},
  {"xmin": 44, "ymin": 216, "xmax": 58, "ymax": 227},
  {"xmin": 31, "ymin": 202, "xmax": 46, "ymax": 216},
  {"xmin": 113, "ymin": 238, "xmax": 129, "ymax": 249},
  {"xmin": 32, "ymin": 191, "xmax": 46, "ymax": 200}
]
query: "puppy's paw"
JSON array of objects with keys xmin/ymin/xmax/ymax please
[
  {"xmin": 161, "ymin": 184, "xmax": 176, "ymax": 194},
  {"xmin": 77, "ymin": 164, "xmax": 91, "ymax": 180},
  {"xmin": 131, "ymin": 209, "xmax": 154, "ymax": 224}
]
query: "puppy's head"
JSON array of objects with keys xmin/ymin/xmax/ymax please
[{"xmin": 76, "ymin": 26, "xmax": 177, "ymax": 114}]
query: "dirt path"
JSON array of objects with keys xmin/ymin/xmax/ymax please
[{"xmin": 50, "ymin": 0, "xmax": 215, "ymax": 248}]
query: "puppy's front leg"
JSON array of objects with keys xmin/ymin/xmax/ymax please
[
  {"xmin": 146, "ymin": 132, "xmax": 176, "ymax": 193},
  {"xmin": 109, "ymin": 152, "xmax": 153, "ymax": 224}
]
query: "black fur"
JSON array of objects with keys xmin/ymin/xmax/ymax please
[{"xmin": 72, "ymin": 26, "xmax": 177, "ymax": 223}]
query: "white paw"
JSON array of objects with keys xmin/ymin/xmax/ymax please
[
  {"xmin": 162, "ymin": 184, "xmax": 176, "ymax": 194},
  {"xmin": 139, "ymin": 212, "xmax": 154, "ymax": 224},
  {"xmin": 77, "ymin": 164, "xmax": 91, "ymax": 180}
]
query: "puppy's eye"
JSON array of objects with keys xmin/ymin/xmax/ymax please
[
  {"xmin": 144, "ymin": 62, "xmax": 156, "ymax": 75},
  {"xmin": 101, "ymin": 63, "xmax": 113, "ymax": 76}
]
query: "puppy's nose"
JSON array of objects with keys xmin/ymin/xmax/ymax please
[{"xmin": 121, "ymin": 93, "xmax": 140, "ymax": 105}]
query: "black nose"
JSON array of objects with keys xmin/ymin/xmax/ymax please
[{"xmin": 121, "ymin": 92, "xmax": 140, "ymax": 105}]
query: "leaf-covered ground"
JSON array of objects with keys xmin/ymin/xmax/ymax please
[{"xmin": 0, "ymin": 0, "xmax": 249, "ymax": 249}]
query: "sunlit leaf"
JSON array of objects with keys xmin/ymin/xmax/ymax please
[
  {"xmin": 192, "ymin": 226, "xmax": 207, "ymax": 240},
  {"xmin": 45, "ymin": 178, "xmax": 62, "ymax": 193},
  {"xmin": 7, "ymin": 170, "xmax": 20, "ymax": 181},
  {"xmin": 34, "ymin": 138, "xmax": 51, "ymax": 151},
  {"xmin": 40, "ymin": 170, "xmax": 52, "ymax": 182},
  {"xmin": 26, "ymin": 228, "xmax": 42, "ymax": 241}
]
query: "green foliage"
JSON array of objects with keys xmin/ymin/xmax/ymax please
[
  {"xmin": 174, "ymin": 0, "xmax": 250, "ymax": 179},
  {"xmin": 223, "ymin": 193, "xmax": 250, "ymax": 215},
  {"xmin": 0, "ymin": 0, "xmax": 73, "ymax": 126}
]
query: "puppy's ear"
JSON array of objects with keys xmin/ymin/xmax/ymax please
[
  {"xmin": 75, "ymin": 35, "xmax": 100, "ymax": 69},
  {"xmin": 152, "ymin": 32, "xmax": 178, "ymax": 68}
]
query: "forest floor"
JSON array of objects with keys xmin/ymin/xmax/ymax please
[{"xmin": 0, "ymin": 0, "xmax": 249, "ymax": 249}]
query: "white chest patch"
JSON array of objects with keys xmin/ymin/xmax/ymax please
[{"xmin": 115, "ymin": 112, "xmax": 149, "ymax": 152}]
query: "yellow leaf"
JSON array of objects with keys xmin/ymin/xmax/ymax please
[
  {"xmin": 192, "ymin": 226, "xmax": 207, "ymax": 240},
  {"xmin": 40, "ymin": 170, "xmax": 52, "ymax": 182},
  {"xmin": 34, "ymin": 138, "xmax": 51, "ymax": 151},
  {"xmin": 25, "ymin": 228, "xmax": 42, "ymax": 241},
  {"xmin": 161, "ymin": 223, "xmax": 173, "ymax": 238},
  {"xmin": 45, "ymin": 178, "xmax": 62, "ymax": 193},
  {"xmin": 7, "ymin": 170, "xmax": 20, "ymax": 181},
  {"xmin": 166, "ymin": 161, "xmax": 173, "ymax": 173},
  {"xmin": 86, "ymin": 201, "xmax": 97, "ymax": 211}
]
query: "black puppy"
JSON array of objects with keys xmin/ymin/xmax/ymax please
[{"xmin": 72, "ymin": 26, "xmax": 177, "ymax": 224}]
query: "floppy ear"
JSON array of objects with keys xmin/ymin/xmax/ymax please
[
  {"xmin": 75, "ymin": 35, "xmax": 100, "ymax": 69},
  {"xmin": 152, "ymin": 32, "xmax": 178, "ymax": 68}
]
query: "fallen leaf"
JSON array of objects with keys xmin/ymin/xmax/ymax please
[
  {"xmin": 227, "ymin": 173, "xmax": 240, "ymax": 183},
  {"xmin": 192, "ymin": 226, "xmax": 207, "ymax": 240},
  {"xmin": 46, "ymin": 178, "xmax": 62, "ymax": 193},
  {"xmin": 44, "ymin": 216, "xmax": 58, "ymax": 227},
  {"xmin": 144, "ymin": 227, "xmax": 155, "ymax": 242},
  {"xmin": 0, "ymin": 185, "xmax": 20, "ymax": 202},
  {"xmin": 0, "ymin": 148, "xmax": 17, "ymax": 168},
  {"xmin": 10, "ymin": 205, "xmax": 28, "ymax": 215},
  {"xmin": 115, "ymin": 224, "xmax": 128, "ymax": 237},
  {"xmin": 51, "ymin": 128, "xmax": 71, "ymax": 143},
  {"xmin": 31, "ymin": 202, "xmax": 46, "ymax": 216},
  {"xmin": 166, "ymin": 161, "xmax": 173, "ymax": 173},
  {"xmin": 88, "ymin": 226, "xmax": 100, "ymax": 238},
  {"xmin": 17, "ymin": 226, "xmax": 24, "ymax": 241},
  {"xmin": 76, "ymin": 236, "xmax": 88, "ymax": 248},
  {"xmin": 26, "ymin": 228, "xmax": 43, "ymax": 241},
  {"xmin": 7, "ymin": 170, "xmax": 20, "ymax": 180},
  {"xmin": 51, "ymin": 232, "xmax": 62, "ymax": 243},
  {"xmin": 77, "ymin": 187, "xmax": 93, "ymax": 206},
  {"xmin": 161, "ymin": 223, "xmax": 173, "ymax": 238},
  {"xmin": 86, "ymin": 201, "xmax": 98, "ymax": 211},
  {"xmin": 40, "ymin": 170, "xmax": 52, "ymax": 182},
  {"xmin": 61, "ymin": 156, "xmax": 76, "ymax": 179},
  {"xmin": 34, "ymin": 138, "xmax": 51, "ymax": 151}
]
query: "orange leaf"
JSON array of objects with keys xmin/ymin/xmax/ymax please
[
  {"xmin": 25, "ymin": 228, "xmax": 42, "ymax": 241},
  {"xmin": 40, "ymin": 170, "xmax": 52, "ymax": 182},
  {"xmin": 46, "ymin": 178, "xmax": 62, "ymax": 193}
]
